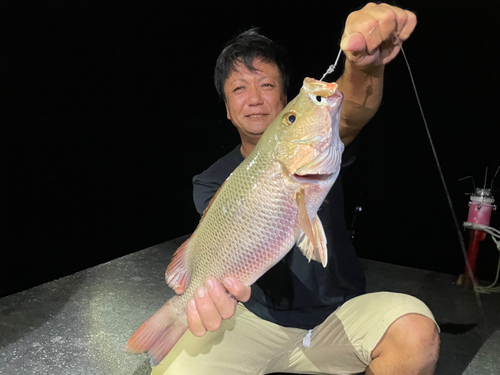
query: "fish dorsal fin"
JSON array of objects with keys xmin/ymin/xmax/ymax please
[
  {"xmin": 165, "ymin": 180, "xmax": 228, "ymax": 294},
  {"xmin": 296, "ymin": 189, "xmax": 328, "ymax": 267},
  {"xmin": 165, "ymin": 237, "xmax": 193, "ymax": 294}
]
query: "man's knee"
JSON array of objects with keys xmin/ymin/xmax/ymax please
[
  {"xmin": 371, "ymin": 313, "xmax": 440, "ymax": 373},
  {"xmin": 396, "ymin": 313, "xmax": 440, "ymax": 358}
]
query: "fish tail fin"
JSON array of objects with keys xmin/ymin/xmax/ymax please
[{"xmin": 126, "ymin": 298, "xmax": 188, "ymax": 366}]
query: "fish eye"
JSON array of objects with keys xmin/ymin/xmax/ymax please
[
  {"xmin": 282, "ymin": 112, "xmax": 296, "ymax": 126},
  {"xmin": 309, "ymin": 93, "xmax": 327, "ymax": 105}
]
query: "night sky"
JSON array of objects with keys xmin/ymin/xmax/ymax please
[{"xmin": 2, "ymin": 1, "xmax": 499, "ymax": 297}]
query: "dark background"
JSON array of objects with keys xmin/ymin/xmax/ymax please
[{"xmin": 2, "ymin": 0, "xmax": 499, "ymax": 297}]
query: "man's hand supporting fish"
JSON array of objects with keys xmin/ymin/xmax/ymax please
[
  {"xmin": 186, "ymin": 2, "xmax": 417, "ymax": 337},
  {"xmin": 185, "ymin": 276, "xmax": 250, "ymax": 336}
]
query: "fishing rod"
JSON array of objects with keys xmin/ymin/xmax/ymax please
[{"xmin": 458, "ymin": 167, "xmax": 500, "ymax": 293}]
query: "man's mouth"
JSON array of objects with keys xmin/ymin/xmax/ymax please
[{"xmin": 246, "ymin": 114, "xmax": 267, "ymax": 118}]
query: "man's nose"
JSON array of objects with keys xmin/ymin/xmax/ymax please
[{"xmin": 247, "ymin": 85, "xmax": 263, "ymax": 105}]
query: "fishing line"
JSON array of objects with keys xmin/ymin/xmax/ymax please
[
  {"xmin": 320, "ymin": 48, "xmax": 343, "ymax": 81},
  {"xmin": 397, "ymin": 41, "xmax": 483, "ymax": 310},
  {"xmin": 320, "ymin": 35, "xmax": 484, "ymax": 310}
]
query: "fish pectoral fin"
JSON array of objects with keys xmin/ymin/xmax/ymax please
[
  {"xmin": 311, "ymin": 215, "xmax": 328, "ymax": 267},
  {"xmin": 296, "ymin": 189, "xmax": 316, "ymax": 263},
  {"xmin": 296, "ymin": 214, "xmax": 328, "ymax": 268},
  {"xmin": 296, "ymin": 189, "xmax": 316, "ymax": 252},
  {"xmin": 165, "ymin": 237, "xmax": 193, "ymax": 294}
]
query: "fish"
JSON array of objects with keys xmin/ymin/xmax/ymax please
[{"xmin": 126, "ymin": 77, "xmax": 344, "ymax": 365}]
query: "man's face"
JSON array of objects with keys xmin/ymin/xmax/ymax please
[{"xmin": 224, "ymin": 58, "xmax": 287, "ymax": 141}]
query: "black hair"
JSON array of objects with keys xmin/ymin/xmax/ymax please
[{"xmin": 214, "ymin": 28, "xmax": 289, "ymax": 102}]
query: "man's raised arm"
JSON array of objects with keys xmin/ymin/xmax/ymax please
[{"xmin": 337, "ymin": 2, "xmax": 417, "ymax": 146}]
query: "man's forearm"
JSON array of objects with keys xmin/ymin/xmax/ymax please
[{"xmin": 337, "ymin": 60, "xmax": 384, "ymax": 146}]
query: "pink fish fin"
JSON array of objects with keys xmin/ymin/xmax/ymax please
[
  {"xmin": 126, "ymin": 298, "xmax": 188, "ymax": 366},
  {"xmin": 165, "ymin": 237, "xmax": 193, "ymax": 294},
  {"xmin": 311, "ymin": 215, "xmax": 328, "ymax": 267},
  {"xmin": 165, "ymin": 181, "xmax": 228, "ymax": 294},
  {"xmin": 296, "ymin": 214, "xmax": 328, "ymax": 267},
  {"xmin": 296, "ymin": 188, "xmax": 316, "ymax": 261}
]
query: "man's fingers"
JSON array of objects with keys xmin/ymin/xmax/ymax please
[
  {"xmin": 223, "ymin": 277, "xmax": 251, "ymax": 303},
  {"xmin": 187, "ymin": 298, "xmax": 207, "ymax": 337},
  {"xmin": 193, "ymin": 286, "xmax": 222, "ymax": 332},
  {"xmin": 361, "ymin": 4, "xmax": 398, "ymax": 54},
  {"xmin": 204, "ymin": 277, "xmax": 237, "ymax": 319},
  {"xmin": 345, "ymin": 4, "xmax": 398, "ymax": 53},
  {"xmin": 388, "ymin": 5, "xmax": 409, "ymax": 37},
  {"xmin": 200, "ymin": 276, "xmax": 250, "ymax": 326},
  {"xmin": 341, "ymin": 3, "xmax": 417, "ymax": 68},
  {"xmin": 186, "ymin": 277, "xmax": 250, "ymax": 336},
  {"xmin": 340, "ymin": 33, "xmax": 366, "ymax": 53},
  {"xmin": 399, "ymin": 10, "xmax": 417, "ymax": 41}
]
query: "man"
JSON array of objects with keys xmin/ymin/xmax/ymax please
[{"xmin": 153, "ymin": 3, "xmax": 440, "ymax": 374}]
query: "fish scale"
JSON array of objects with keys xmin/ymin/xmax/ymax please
[
  {"xmin": 192, "ymin": 158, "xmax": 299, "ymax": 286},
  {"xmin": 126, "ymin": 77, "xmax": 344, "ymax": 365}
]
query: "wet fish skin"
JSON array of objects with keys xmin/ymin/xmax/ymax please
[{"xmin": 126, "ymin": 77, "xmax": 344, "ymax": 365}]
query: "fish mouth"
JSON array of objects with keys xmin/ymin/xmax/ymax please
[
  {"xmin": 291, "ymin": 131, "xmax": 330, "ymax": 145},
  {"xmin": 292, "ymin": 172, "xmax": 334, "ymax": 184}
]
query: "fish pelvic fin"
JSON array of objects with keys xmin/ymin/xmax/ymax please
[
  {"xmin": 296, "ymin": 214, "xmax": 328, "ymax": 268},
  {"xmin": 166, "ymin": 237, "xmax": 193, "ymax": 294},
  {"xmin": 126, "ymin": 298, "xmax": 188, "ymax": 366}
]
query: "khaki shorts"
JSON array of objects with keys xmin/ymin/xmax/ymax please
[{"xmin": 151, "ymin": 292, "xmax": 438, "ymax": 375}]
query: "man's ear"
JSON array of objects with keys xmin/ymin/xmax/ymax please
[{"xmin": 225, "ymin": 102, "xmax": 231, "ymax": 120}]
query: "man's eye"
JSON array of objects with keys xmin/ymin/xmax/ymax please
[
  {"xmin": 233, "ymin": 86, "xmax": 244, "ymax": 92},
  {"xmin": 263, "ymin": 83, "xmax": 274, "ymax": 87}
]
